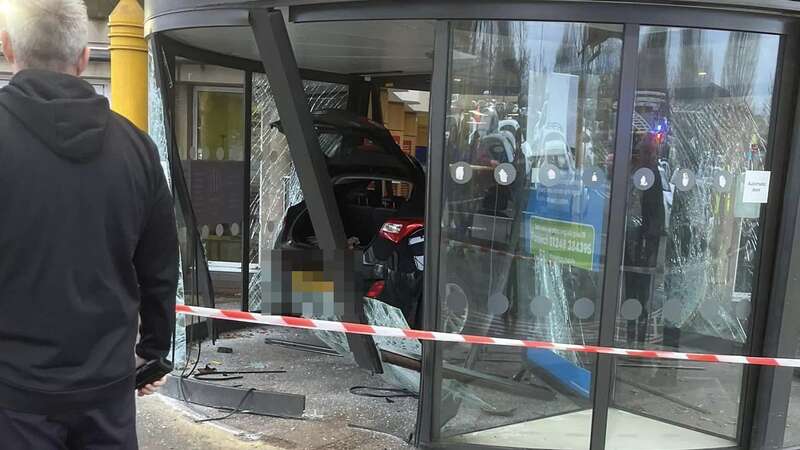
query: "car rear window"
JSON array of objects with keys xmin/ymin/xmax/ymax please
[{"xmin": 316, "ymin": 127, "xmax": 391, "ymax": 161}]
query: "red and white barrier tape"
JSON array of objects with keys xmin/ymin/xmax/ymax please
[{"xmin": 176, "ymin": 304, "xmax": 800, "ymax": 368}]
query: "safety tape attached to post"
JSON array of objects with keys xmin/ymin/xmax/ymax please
[{"xmin": 176, "ymin": 304, "xmax": 799, "ymax": 368}]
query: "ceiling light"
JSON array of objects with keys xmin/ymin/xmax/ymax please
[
  {"xmin": 698, "ymin": 71, "xmax": 708, "ymax": 76},
  {"xmin": 0, "ymin": 1, "xmax": 11, "ymax": 17}
]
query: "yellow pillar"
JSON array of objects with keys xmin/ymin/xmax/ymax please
[{"xmin": 108, "ymin": 0, "xmax": 147, "ymax": 131}]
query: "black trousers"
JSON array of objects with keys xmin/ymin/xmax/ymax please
[{"xmin": 0, "ymin": 389, "xmax": 137, "ymax": 450}]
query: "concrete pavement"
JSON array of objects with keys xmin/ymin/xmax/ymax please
[{"xmin": 136, "ymin": 395, "xmax": 278, "ymax": 450}]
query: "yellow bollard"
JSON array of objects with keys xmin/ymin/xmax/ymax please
[{"xmin": 108, "ymin": 0, "xmax": 147, "ymax": 131}]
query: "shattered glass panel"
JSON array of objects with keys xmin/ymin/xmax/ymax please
[
  {"xmin": 148, "ymin": 47, "xmax": 186, "ymax": 364},
  {"xmin": 437, "ymin": 21, "xmax": 623, "ymax": 444},
  {"xmin": 619, "ymin": 28, "xmax": 779, "ymax": 350},
  {"xmin": 364, "ymin": 298, "xmax": 422, "ymax": 358},
  {"xmin": 364, "ymin": 298, "xmax": 422, "ymax": 392},
  {"xmin": 301, "ymin": 294, "xmax": 425, "ymax": 391},
  {"xmin": 248, "ymin": 75, "xmax": 348, "ymax": 312},
  {"xmin": 151, "ymin": 49, "xmax": 219, "ymax": 368},
  {"xmin": 609, "ymin": 27, "xmax": 780, "ymax": 443},
  {"xmin": 248, "ymin": 76, "xmax": 425, "ymax": 388}
]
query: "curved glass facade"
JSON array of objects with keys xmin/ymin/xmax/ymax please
[{"xmin": 145, "ymin": 3, "xmax": 800, "ymax": 449}]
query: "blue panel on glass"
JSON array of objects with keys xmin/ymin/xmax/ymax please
[
  {"xmin": 526, "ymin": 348, "xmax": 591, "ymax": 399},
  {"xmin": 415, "ymin": 146, "xmax": 428, "ymax": 166},
  {"xmin": 525, "ymin": 178, "xmax": 608, "ymax": 272}
]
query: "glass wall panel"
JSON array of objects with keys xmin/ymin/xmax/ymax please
[
  {"xmin": 437, "ymin": 20, "xmax": 623, "ymax": 449},
  {"xmin": 608, "ymin": 26, "xmax": 780, "ymax": 449},
  {"xmin": 148, "ymin": 44, "xmax": 187, "ymax": 364},
  {"xmin": 248, "ymin": 71, "xmax": 430, "ymax": 386},
  {"xmin": 194, "ymin": 88, "xmax": 245, "ymax": 264},
  {"xmin": 189, "ymin": 85, "xmax": 246, "ymax": 309},
  {"xmin": 247, "ymin": 75, "xmax": 349, "ymax": 312}
]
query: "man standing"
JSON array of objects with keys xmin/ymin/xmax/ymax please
[{"xmin": 0, "ymin": 1, "xmax": 178, "ymax": 449}]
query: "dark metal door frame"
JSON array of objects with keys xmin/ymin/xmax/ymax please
[
  {"xmin": 747, "ymin": 23, "xmax": 800, "ymax": 450},
  {"xmin": 411, "ymin": 13, "xmax": 800, "ymax": 450},
  {"xmin": 415, "ymin": 19, "xmax": 451, "ymax": 447},
  {"xmin": 415, "ymin": 19, "xmax": 643, "ymax": 450},
  {"xmin": 288, "ymin": 0, "xmax": 792, "ymax": 34},
  {"xmin": 241, "ymin": 71, "xmax": 253, "ymax": 312},
  {"xmin": 588, "ymin": 21, "xmax": 639, "ymax": 450}
]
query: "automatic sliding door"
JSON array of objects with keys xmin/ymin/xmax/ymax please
[
  {"xmin": 607, "ymin": 26, "xmax": 781, "ymax": 450},
  {"xmin": 436, "ymin": 20, "xmax": 624, "ymax": 449}
]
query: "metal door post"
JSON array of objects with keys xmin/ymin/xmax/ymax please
[
  {"xmin": 749, "ymin": 27, "xmax": 800, "ymax": 450},
  {"xmin": 250, "ymin": 9, "xmax": 345, "ymax": 250},
  {"xmin": 589, "ymin": 23, "xmax": 640, "ymax": 450},
  {"xmin": 249, "ymin": 8, "xmax": 382, "ymax": 373},
  {"xmin": 415, "ymin": 20, "xmax": 451, "ymax": 447}
]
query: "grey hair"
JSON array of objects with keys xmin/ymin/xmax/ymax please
[{"xmin": 4, "ymin": 0, "xmax": 88, "ymax": 71}]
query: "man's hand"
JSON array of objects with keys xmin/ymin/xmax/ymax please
[
  {"xmin": 135, "ymin": 355, "xmax": 167, "ymax": 397},
  {"xmin": 138, "ymin": 378, "xmax": 166, "ymax": 397}
]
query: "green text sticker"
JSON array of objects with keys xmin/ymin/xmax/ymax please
[{"xmin": 531, "ymin": 216, "xmax": 595, "ymax": 271}]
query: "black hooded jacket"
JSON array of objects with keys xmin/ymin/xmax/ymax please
[{"xmin": 0, "ymin": 70, "xmax": 178, "ymax": 414}]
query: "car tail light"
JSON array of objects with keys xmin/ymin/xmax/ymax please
[
  {"xmin": 366, "ymin": 280, "xmax": 385, "ymax": 298},
  {"xmin": 379, "ymin": 218, "xmax": 424, "ymax": 244}
]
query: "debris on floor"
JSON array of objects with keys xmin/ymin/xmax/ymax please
[{"xmin": 146, "ymin": 326, "xmax": 416, "ymax": 450}]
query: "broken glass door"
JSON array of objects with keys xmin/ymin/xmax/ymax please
[
  {"xmin": 436, "ymin": 19, "xmax": 624, "ymax": 449},
  {"xmin": 607, "ymin": 26, "xmax": 780, "ymax": 449}
]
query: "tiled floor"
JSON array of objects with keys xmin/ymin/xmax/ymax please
[{"xmin": 449, "ymin": 408, "xmax": 735, "ymax": 449}]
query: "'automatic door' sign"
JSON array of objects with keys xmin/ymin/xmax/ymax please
[{"xmin": 741, "ymin": 170, "xmax": 771, "ymax": 204}]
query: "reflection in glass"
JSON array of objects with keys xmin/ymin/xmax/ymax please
[
  {"xmin": 438, "ymin": 20, "xmax": 623, "ymax": 449},
  {"xmin": 610, "ymin": 26, "xmax": 779, "ymax": 447},
  {"xmin": 194, "ymin": 89, "xmax": 245, "ymax": 262},
  {"xmin": 187, "ymin": 88, "xmax": 246, "ymax": 309}
]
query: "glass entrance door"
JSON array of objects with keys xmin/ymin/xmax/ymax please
[
  {"xmin": 436, "ymin": 19, "xmax": 624, "ymax": 449},
  {"xmin": 431, "ymin": 19, "xmax": 783, "ymax": 450},
  {"xmin": 606, "ymin": 26, "xmax": 780, "ymax": 449}
]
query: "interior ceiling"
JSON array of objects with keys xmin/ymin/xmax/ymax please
[{"xmin": 167, "ymin": 20, "xmax": 436, "ymax": 76}]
